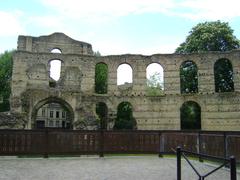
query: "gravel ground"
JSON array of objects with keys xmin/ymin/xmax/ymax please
[{"xmin": 0, "ymin": 156, "xmax": 239, "ymax": 180}]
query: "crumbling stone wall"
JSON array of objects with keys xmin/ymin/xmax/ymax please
[
  {"xmin": 17, "ymin": 32, "xmax": 93, "ymax": 55},
  {"xmin": 10, "ymin": 33, "xmax": 240, "ymax": 130}
]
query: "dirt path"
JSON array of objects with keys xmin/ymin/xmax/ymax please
[{"xmin": 0, "ymin": 156, "xmax": 238, "ymax": 180}]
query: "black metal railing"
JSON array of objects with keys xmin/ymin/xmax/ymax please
[{"xmin": 176, "ymin": 146, "xmax": 237, "ymax": 180}]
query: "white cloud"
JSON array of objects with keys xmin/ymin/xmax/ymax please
[
  {"xmin": 142, "ymin": 44, "xmax": 177, "ymax": 55},
  {"xmin": 0, "ymin": 11, "xmax": 25, "ymax": 37},
  {"xmin": 92, "ymin": 38, "xmax": 178, "ymax": 55},
  {"xmin": 27, "ymin": 16, "xmax": 65, "ymax": 29},
  {"xmin": 93, "ymin": 40, "xmax": 132, "ymax": 55},
  {"xmin": 39, "ymin": 0, "xmax": 240, "ymax": 22},
  {"xmin": 1, "ymin": 0, "xmax": 239, "ymax": 54},
  {"xmin": 178, "ymin": 0, "xmax": 240, "ymax": 20},
  {"xmin": 34, "ymin": 0, "xmax": 240, "ymax": 55},
  {"xmin": 39, "ymin": 0, "xmax": 176, "ymax": 23}
]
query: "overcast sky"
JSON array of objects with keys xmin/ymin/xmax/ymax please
[{"xmin": 1, "ymin": 0, "xmax": 240, "ymax": 55}]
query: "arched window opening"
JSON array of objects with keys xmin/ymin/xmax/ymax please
[
  {"xmin": 117, "ymin": 64, "xmax": 133, "ymax": 85},
  {"xmin": 214, "ymin": 58, "xmax": 234, "ymax": 92},
  {"xmin": 180, "ymin": 101, "xmax": 201, "ymax": 130},
  {"xmin": 146, "ymin": 63, "xmax": 164, "ymax": 96},
  {"xmin": 96, "ymin": 102, "xmax": 108, "ymax": 129},
  {"xmin": 95, "ymin": 63, "xmax": 108, "ymax": 94},
  {"xmin": 51, "ymin": 48, "xmax": 62, "ymax": 53},
  {"xmin": 114, "ymin": 102, "xmax": 136, "ymax": 130},
  {"xmin": 180, "ymin": 61, "xmax": 198, "ymax": 94},
  {"xmin": 35, "ymin": 102, "xmax": 71, "ymax": 129},
  {"xmin": 49, "ymin": 60, "xmax": 61, "ymax": 81}
]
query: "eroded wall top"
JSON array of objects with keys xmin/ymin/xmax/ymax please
[{"xmin": 17, "ymin": 32, "xmax": 93, "ymax": 55}]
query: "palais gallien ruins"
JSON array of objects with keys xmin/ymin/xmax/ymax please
[{"xmin": 6, "ymin": 33, "xmax": 240, "ymax": 131}]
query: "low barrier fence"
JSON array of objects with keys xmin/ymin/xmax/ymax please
[
  {"xmin": 0, "ymin": 129, "xmax": 240, "ymax": 161},
  {"xmin": 176, "ymin": 146, "xmax": 237, "ymax": 180}
]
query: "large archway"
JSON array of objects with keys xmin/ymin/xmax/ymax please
[{"xmin": 31, "ymin": 97, "xmax": 74, "ymax": 129}]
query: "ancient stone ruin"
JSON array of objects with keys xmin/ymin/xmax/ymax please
[{"xmin": 9, "ymin": 32, "xmax": 240, "ymax": 130}]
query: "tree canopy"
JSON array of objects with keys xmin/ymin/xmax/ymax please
[
  {"xmin": 114, "ymin": 102, "xmax": 136, "ymax": 130},
  {"xmin": 180, "ymin": 61, "xmax": 198, "ymax": 94},
  {"xmin": 181, "ymin": 101, "xmax": 201, "ymax": 130},
  {"xmin": 0, "ymin": 51, "xmax": 13, "ymax": 112},
  {"xmin": 96, "ymin": 102, "xmax": 108, "ymax": 129},
  {"xmin": 176, "ymin": 21, "xmax": 239, "ymax": 93},
  {"xmin": 95, "ymin": 63, "xmax": 108, "ymax": 94},
  {"xmin": 175, "ymin": 21, "xmax": 240, "ymax": 53},
  {"xmin": 214, "ymin": 58, "xmax": 234, "ymax": 92},
  {"xmin": 176, "ymin": 21, "xmax": 239, "ymax": 129},
  {"xmin": 146, "ymin": 72, "xmax": 164, "ymax": 96}
]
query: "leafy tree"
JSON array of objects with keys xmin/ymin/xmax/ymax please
[
  {"xmin": 176, "ymin": 21, "xmax": 239, "ymax": 128},
  {"xmin": 214, "ymin": 58, "xmax": 234, "ymax": 92},
  {"xmin": 181, "ymin": 101, "xmax": 201, "ymax": 130},
  {"xmin": 176, "ymin": 21, "xmax": 240, "ymax": 53},
  {"xmin": 176, "ymin": 21, "xmax": 239, "ymax": 93},
  {"xmin": 0, "ymin": 51, "xmax": 13, "ymax": 112},
  {"xmin": 146, "ymin": 72, "xmax": 164, "ymax": 96},
  {"xmin": 114, "ymin": 102, "xmax": 136, "ymax": 130},
  {"xmin": 95, "ymin": 63, "xmax": 108, "ymax": 94},
  {"xmin": 93, "ymin": 51, "xmax": 101, "ymax": 57},
  {"xmin": 180, "ymin": 61, "xmax": 198, "ymax": 94}
]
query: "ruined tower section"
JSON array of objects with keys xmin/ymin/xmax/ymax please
[
  {"xmin": 10, "ymin": 32, "xmax": 240, "ymax": 131},
  {"xmin": 17, "ymin": 32, "xmax": 93, "ymax": 55},
  {"xmin": 11, "ymin": 33, "xmax": 96, "ymax": 129}
]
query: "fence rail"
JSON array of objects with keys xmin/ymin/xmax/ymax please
[
  {"xmin": 0, "ymin": 129, "xmax": 240, "ymax": 161},
  {"xmin": 176, "ymin": 147, "xmax": 237, "ymax": 180}
]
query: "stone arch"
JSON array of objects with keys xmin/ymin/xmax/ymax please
[
  {"xmin": 96, "ymin": 102, "xmax": 108, "ymax": 129},
  {"xmin": 51, "ymin": 48, "xmax": 62, "ymax": 53},
  {"xmin": 95, "ymin": 62, "xmax": 108, "ymax": 94},
  {"xmin": 214, "ymin": 58, "xmax": 234, "ymax": 92},
  {"xmin": 117, "ymin": 63, "xmax": 133, "ymax": 85},
  {"xmin": 180, "ymin": 60, "xmax": 198, "ymax": 94},
  {"xmin": 180, "ymin": 101, "xmax": 201, "ymax": 130},
  {"xmin": 114, "ymin": 101, "xmax": 136, "ymax": 130},
  {"xmin": 31, "ymin": 97, "xmax": 74, "ymax": 129},
  {"xmin": 48, "ymin": 58, "xmax": 64, "ymax": 64}
]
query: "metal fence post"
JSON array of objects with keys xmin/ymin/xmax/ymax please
[
  {"xmin": 224, "ymin": 132, "xmax": 227, "ymax": 159},
  {"xmin": 158, "ymin": 132, "xmax": 163, "ymax": 157},
  {"xmin": 44, "ymin": 129, "xmax": 49, "ymax": 158},
  {"xmin": 99, "ymin": 130, "xmax": 104, "ymax": 157},
  {"xmin": 198, "ymin": 131, "xmax": 203, "ymax": 162},
  {"xmin": 230, "ymin": 156, "xmax": 236, "ymax": 180},
  {"xmin": 177, "ymin": 146, "xmax": 181, "ymax": 180}
]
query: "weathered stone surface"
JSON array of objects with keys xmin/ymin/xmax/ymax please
[
  {"xmin": 0, "ymin": 112, "xmax": 27, "ymax": 129},
  {"xmin": 8, "ymin": 33, "xmax": 240, "ymax": 130}
]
